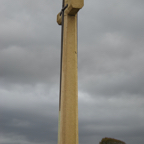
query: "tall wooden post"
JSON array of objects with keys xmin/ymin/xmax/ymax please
[{"xmin": 57, "ymin": 1, "xmax": 84, "ymax": 144}]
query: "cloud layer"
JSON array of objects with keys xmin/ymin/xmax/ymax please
[{"xmin": 0, "ymin": 0, "xmax": 144, "ymax": 144}]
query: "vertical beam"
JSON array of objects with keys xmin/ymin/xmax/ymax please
[
  {"xmin": 59, "ymin": 9, "xmax": 78, "ymax": 144},
  {"xmin": 57, "ymin": 0, "xmax": 83, "ymax": 144}
]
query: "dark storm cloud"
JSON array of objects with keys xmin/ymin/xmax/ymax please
[
  {"xmin": 0, "ymin": 83, "xmax": 59, "ymax": 144},
  {"xmin": 0, "ymin": 0, "xmax": 60, "ymax": 48},
  {"xmin": 1, "ymin": 109, "xmax": 58, "ymax": 143},
  {"xmin": 0, "ymin": 0, "xmax": 61, "ymax": 84},
  {"xmin": 79, "ymin": 0, "xmax": 144, "ymax": 43},
  {"xmin": 1, "ymin": 1, "xmax": 61, "ymax": 143},
  {"xmin": 79, "ymin": 70, "xmax": 144, "ymax": 96},
  {"xmin": 78, "ymin": 95, "xmax": 144, "ymax": 144},
  {"xmin": 0, "ymin": 45, "xmax": 60, "ymax": 84},
  {"xmin": 78, "ymin": 0, "xmax": 144, "ymax": 101}
]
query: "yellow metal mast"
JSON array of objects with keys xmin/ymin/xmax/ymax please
[{"xmin": 57, "ymin": 1, "xmax": 84, "ymax": 144}]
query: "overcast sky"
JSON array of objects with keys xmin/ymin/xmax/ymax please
[{"xmin": 0, "ymin": 0, "xmax": 144, "ymax": 144}]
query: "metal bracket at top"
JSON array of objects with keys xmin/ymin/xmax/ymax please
[
  {"xmin": 57, "ymin": 0, "xmax": 84, "ymax": 25},
  {"xmin": 57, "ymin": 4, "xmax": 68, "ymax": 25},
  {"xmin": 60, "ymin": 4, "xmax": 68, "ymax": 16}
]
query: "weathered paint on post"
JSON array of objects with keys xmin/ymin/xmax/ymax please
[
  {"xmin": 59, "ymin": 13, "xmax": 78, "ymax": 144},
  {"xmin": 57, "ymin": 0, "xmax": 84, "ymax": 144}
]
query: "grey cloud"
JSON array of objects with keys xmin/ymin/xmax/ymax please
[
  {"xmin": 0, "ymin": 84, "xmax": 59, "ymax": 143},
  {"xmin": 0, "ymin": 0, "xmax": 61, "ymax": 84},
  {"xmin": 0, "ymin": 45, "xmax": 60, "ymax": 84},
  {"xmin": 1, "ymin": 109, "xmax": 58, "ymax": 144},
  {"xmin": 80, "ymin": 71, "xmax": 144, "ymax": 96}
]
